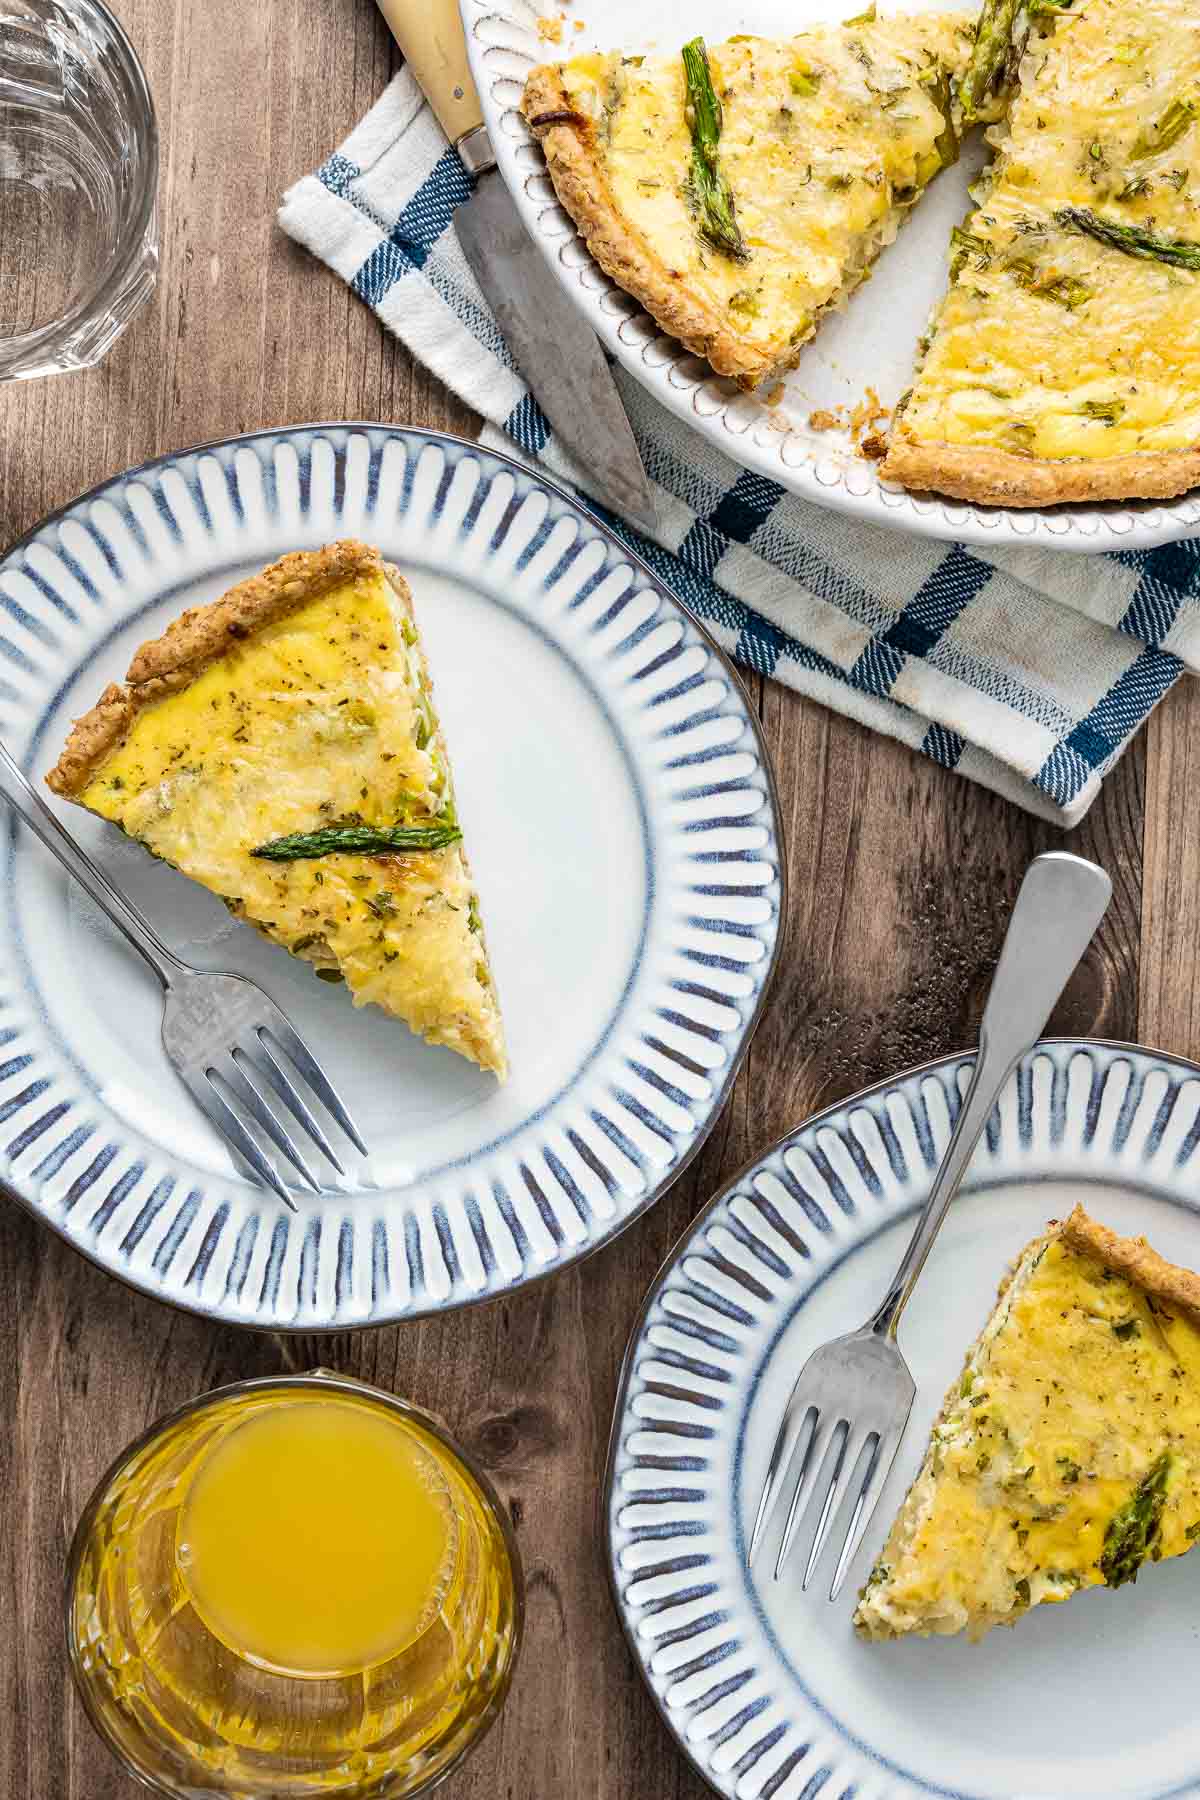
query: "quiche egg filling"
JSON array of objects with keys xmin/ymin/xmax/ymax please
[
  {"xmin": 527, "ymin": 16, "xmax": 978, "ymax": 388},
  {"xmin": 888, "ymin": 0, "xmax": 1200, "ymax": 468},
  {"xmin": 68, "ymin": 558, "xmax": 506, "ymax": 1079},
  {"xmin": 855, "ymin": 1210, "xmax": 1200, "ymax": 1641}
]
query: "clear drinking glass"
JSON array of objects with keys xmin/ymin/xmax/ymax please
[
  {"xmin": 0, "ymin": 0, "xmax": 157, "ymax": 380},
  {"xmin": 65, "ymin": 1373, "xmax": 524, "ymax": 1798}
]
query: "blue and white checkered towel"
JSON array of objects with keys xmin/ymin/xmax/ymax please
[{"xmin": 279, "ymin": 69, "xmax": 1200, "ymax": 826}]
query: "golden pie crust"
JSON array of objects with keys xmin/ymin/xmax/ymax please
[
  {"xmin": 522, "ymin": 66, "xmax": 783, "ymax": 391},
  {"xmin": 882, "ymin": 439, "xmax": 1200, "ymax": 507},
  {"xmin": 1059, "ymin": 1205, "xmax": 1200, "ymax": 1320},
  {"xmin": 46, "ymin": 541, "xmax": 400, "ymax": 797}
]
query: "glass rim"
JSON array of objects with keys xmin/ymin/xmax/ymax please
[
  {"xmin": 0, "ymin": 0, "xmax": 158, "ymax": 367},
  {"xmin": 63, "ymin": 1370, "xmax": 526, "ymax": 1800}
]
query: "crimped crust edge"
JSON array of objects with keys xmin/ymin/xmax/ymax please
[
  {"xmin": 881, "ymin": 437, "xmax": 1200, "ymax": 505},
  {"xmin": 1060, "ymin": 1203, "xmax": 1200, "ymax": 1321},
  {"xmin": 46, "ymin": 540, "xmax": 396, "ymax": 797},
  {"xmin": 522, "ymin": 64, "xmax": 792, "ymax": 391}
]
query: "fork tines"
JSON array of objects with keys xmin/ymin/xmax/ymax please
[
  {"xmin": 165, "ymin": 975, "xmax": 366, "ymax": 1211},
  {"xmin": 748, "ymin": 1331, "xmax": 914, "ymax": 1601}
]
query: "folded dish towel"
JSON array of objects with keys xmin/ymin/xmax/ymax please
[{"xmin": 279, "ymin": 69, "xmax": 1200, "ymax": 827}]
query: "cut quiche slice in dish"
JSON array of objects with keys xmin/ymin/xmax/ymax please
[
  {"xmin": 47, "ymin": 541, "xmax": 507, "ymax": 1079},
  {"xmin": 854, "ymin": 1206, "xmax": 1200, "ymax": 1642},
  {"xmin": 523, "ymin": 13, "xmax": 978, "ymax": 391},
  {"xmin": 884, "ymin": 0, "xmax": 1200, "ymax": 503}
]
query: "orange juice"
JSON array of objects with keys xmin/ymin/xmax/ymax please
[
  {"xmin": 67, "ymin": 1376, "xmax": 522, "ymax": 1799},
  {"xmin": 178, "ymin": 1398, "xmax": 457, "ymax": 1677}
]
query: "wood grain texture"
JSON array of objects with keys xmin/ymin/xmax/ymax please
[
  {"xmin": 1141, "ymin": 677, "xmax": 1200, "ymax": 1058},
  {"xmin": 0, "ymin": 0, "xmax": 1180, "ymax": 1793}
]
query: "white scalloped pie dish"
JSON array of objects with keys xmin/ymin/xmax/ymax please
[{"xmin": 462, "ymin": 0, "xmax": 1200, "ymax": 553}]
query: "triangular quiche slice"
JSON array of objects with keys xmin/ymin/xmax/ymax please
[
  {"xmin": 883, "ymin": 0, "xmax": 1200, "ymax": 503},
  {"xmin": 523, "ymin": 12, "xmax": 978, "ymax": 391},
  {"xmin": 47, "ymin": 541, "xmax": 507, "ymax": 1079},
  {"xmin": 854, "ymin": 1206, "xmax": 1200, "ymax": 1641}
]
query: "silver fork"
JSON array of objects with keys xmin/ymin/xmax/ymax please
[
  {"xmin": 748, "ymin": 850, "xmax": 1113, "ymax": 1599},
  {"xmin": 0, "ymin": 741, "xmax": 367, "ymax": 1210}
]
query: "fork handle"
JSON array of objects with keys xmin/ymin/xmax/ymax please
[
  {"xmin": 868, "ymin": 852, "xmax": 1112, "ymax": 1341},
  {"xmin": 0, "ymin": 740, "xmax": 184, "ymax": 986}
]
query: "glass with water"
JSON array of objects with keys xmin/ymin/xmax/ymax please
[{"xmin": 0, "ymin": 0, "xmax": 157, "ymax": 380}]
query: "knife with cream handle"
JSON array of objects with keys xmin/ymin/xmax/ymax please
[{"xmin": 373, "ymin": 0, "xmax": 655, "ymax": 527}]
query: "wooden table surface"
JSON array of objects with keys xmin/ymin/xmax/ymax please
[{"xmin": 1, "ymin": 1, "xmax": 1197, "ymax": 1793}]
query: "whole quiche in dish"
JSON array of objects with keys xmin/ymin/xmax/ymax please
[
  {"xmin": 529, "ymin": 0, "xmax": 1200, "ymax": 506},
  {"xmin": 47, "ymin": 541, "xmax": 507, "ymax": 1079}
]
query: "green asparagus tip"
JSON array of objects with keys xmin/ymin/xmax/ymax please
[
  {"xmin": 1056, "ymin": 205, "xmax": 1200, "ymax": 269},
  {"xmin": 251, "ymin": 822, "xmax": 463, "ymax": 861},
  {"xmin": 681, "ymin": 38, "xmax": 749, "ymax": 265}
]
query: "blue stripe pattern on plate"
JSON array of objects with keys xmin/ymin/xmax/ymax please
[{"xmin": 0, "ymin": 426, "xmax": 783, "ymax": 1329}]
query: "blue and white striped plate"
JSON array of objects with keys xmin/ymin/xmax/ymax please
[
  {"xmin": 607, "ymin": 1041, "xmax": 1200, "ymax": 1800},
  {"xmin": 0, "ymin": 425, "xmax": 782, "ymax": 1328}
]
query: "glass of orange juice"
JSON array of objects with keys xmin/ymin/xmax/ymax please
[{"xmin": 65, "ymin": 1371, "xmax": 523, "ymax": 1797}]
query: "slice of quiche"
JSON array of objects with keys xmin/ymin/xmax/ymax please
[
  {"xmin": 47, "ymin": 541, "xmax": 507, "ymax": 1079},
  {"xmin": 523, "ymin": 13, "xmax": 978, "ymax": 391},
  {"xmin": 854, "ymin": 1207, "xmax": 1200, "ymax": 1641},
  {"xmin": 883, "ymin": 0, "xmax": 1200, "ymax": 503}
]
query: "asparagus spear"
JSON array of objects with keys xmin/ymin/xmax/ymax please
[
  {"xmin": 959, "ymin": 0, "xmax": 1073, "ymax": 124},
  {"xmin": 1055, "ymin": 206, "xmax": 1200, "ymax": 269},
  {"xmin": 1133, "ymin": 97, "xmax": 1198, "ymax": 160},
  {"xmin": 1079, "ymin": 399, "xmax": 1124, "ymax": 423},
  {"xmin": 251, "ymin": 822, "xmax": 463, "ymax": 860},
  {"xmin": 958, "ymin": 0, "xmax": 1023, "ymax": 124},
  {"xmin": 923, "ymin": 66, "xmax": 960, "ymax": 169},
  {"xmin": 681, "ymin": 38, "xmax": 749, "ymax": 264},
  {"xmin": 1009, "ymin": 256, "xmax": 1091, "ymax": 307},
  {"xmin": 949, "ymin": 226, "xmax": 991, "ymax": 277}
]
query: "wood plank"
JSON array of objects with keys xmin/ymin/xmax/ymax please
[
  {"xmin": 1141, "ymin": 677, "xmax": 1200, "ymax": 1057},
  {"xmin": 750, "ymin": 683, "xmax": 1142, "ymax": 1131}
]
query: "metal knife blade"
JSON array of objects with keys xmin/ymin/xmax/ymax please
[
  {"xmin": 455, "ymin": 170, "xmax": 655, "ymax": 528},
  {"xmin": 371, "ymin": 0, "xmax": 654, "ymax": 529}
]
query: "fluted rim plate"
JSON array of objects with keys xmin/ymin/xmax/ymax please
[
  {"xmin": 607, "ymin": 1040, "xmax": 1200, "ymax": 1800},
  {"xmin": 463, "ymin": 0, "xmax": 1200, "ymax": 552},
  {"xmin": 0, "ymin": 425, "xmax": 782, "ymax": 1328}
]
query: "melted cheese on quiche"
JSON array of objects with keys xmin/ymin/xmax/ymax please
[
  {"xmin": 856, "ymin": 1228, "xmax": 1200, "ymax": 1640},
  {"xmin": 556, "ymin": 17, "xmax": 976, "ymax": 368},
  {"xmin": 79, "ymin": 571, "xmax": 506, "ymax": 1077},
  {"xmin": 894, "ymin": 0, "xmax": 1200, "ymax": 461}
]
